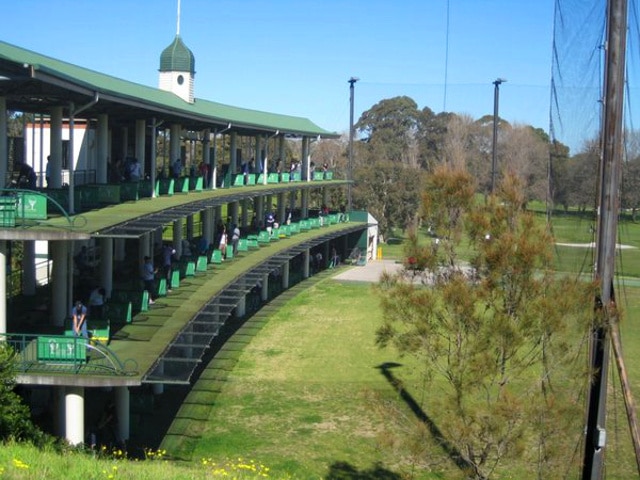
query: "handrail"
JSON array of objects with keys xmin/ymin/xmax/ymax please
[
  {"xmin": 5, "ymin": 333, "xmax": 137, "ymax": 377},
  {"xmin": 0, "ymin": 188, "xmax": 86, "ymax": 228}
]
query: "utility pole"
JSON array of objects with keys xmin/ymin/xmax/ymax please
[
  {"xmin": 348, "ymin": 77, "xmax": 358, "ymax": 212},
  {"xmin": 491, "ymin": 78, "xmax": 505, "ymax": 194},
  {"xmin": 582, "ymin": 0, "xmax": 627, "ymax": 478}
]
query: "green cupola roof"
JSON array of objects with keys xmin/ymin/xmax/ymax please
[{"xmin": 159, "ymin": 35, "xmax": 195, "ymax": 73}]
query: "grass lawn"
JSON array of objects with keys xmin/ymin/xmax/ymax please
[{"xmin": 191, "ymin": 280, "xmax": 453, "ymax": 479}]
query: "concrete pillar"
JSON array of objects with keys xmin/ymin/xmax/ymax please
[
  {"xmin": 202, "ymin": 207, "xmax": 213, "ymax": 245},
  {"xmin": 230, "ymin": 201, "xmax": 239, "ymax": 227},
  {"xmin": 114, "ymin": 239, "xmax": 126, "ymax": 262},
  {"xmin": 121, "ymin": 126, "xmax": 129, "ymax": 160},
  {"xmin": 22, "ymin": 240, "xmax": 36, "ymax": 296},
  {"xmin": 150, "ymin": 118, "xmax": 158, "ymax": 197},
  {"xmin": 0, "ymin": 242, "xmax": 5, "ymax": 334},
  {"xmin": 282, "ymin": 261, "xmax": 290, "ymax": 289},
  {"xmin": 65, "ymin": 386, "xmax": 85, "ymax": 446},
  {"xmin": 241, "ymin": 198, "xmax": 249, "ymax": 228},
  {"xmin": 100, "ymin": 237, "xmax": 113, "ymax": 297},
  {"xmin": 153, "ymin": 363, "xmax": 164, "ymax": 395},
  {"xmin": 202, "ymin": 128, "xmax": 211, "ymax": 189},
  {"xmin": 135, "ymin": 119, "xmax": 146, "ymax": 178},
  {"xmin": 230, "ymin": 131, "xmax": 238, "ymax": 176},
  {"xmin": 278, "ymin": 135, "xmax": 286, "ymax": 170},
  {"xmin": 256, "ymin": 196, "xmax": 264, "ymax": 228},
  {"xmin": 186, "ymin": 214, "xmax": 194, "ymax": 241},
  {"xmin": 50, "ymin": 107, "xmax": 63, "ymax": 188},
  {"xmin": 261, "ymin": 273, "xmax": 269, "ymax": 302},
  {"xmin": 115, "ymin": 386, "xmax": 130, "ymax": 444},
  {"xmin": 322, "ymin": 187, "xmax": 329, "ymax": 208},
  {"xmin": 235, "ymin": 296, "xmax": 246, "ymax": 318},
  {"xmin": 96, "ymin": 114, "xmax": 108, "ymax": 184},
  {"xmin": 266, "ymin": 195, "xmax": 273, "ymax": 215},
  {"xmin": 140, "ymin": 232, "xmax": 151, "ymax": 269},
  {"xmin": 51, "ymin": 241, "xmax": 68, "ymax": 327},
  {"xmin": 0, "ymin": 97, "xmax": 6, "ymax": 184},
  {"xmin": 303, "ymin": 249, "xmax": 310, "ymax": 279},
  {"xmin": 173, "ymin": 220, "xmax": 183, "ymax": 258},
  {"xmin": 170, "ymin": 124, "xmax": 182, "ymax": 170},
  {"xmin": 301, "ymin": 190, "xmax": 309, "ymax": 218},
  {"xmin": 255, "ymin": 135, "xmax": 263, "ymax": 177},
  {"xmin": 302, "ymin": 136, "xmax": 310, "ymax": 181},
  {"xmin": 277, "ymin": 193, "xmax": 286, "ymax": 225},
  {"xmin": 289, "ymin": 191, "xmax": 296, "ymax": 213}
]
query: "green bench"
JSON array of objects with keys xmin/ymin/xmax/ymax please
[
  {"xmin": 257, "ymin": 231, "xmax": 271, "ymax": 244},
  {"xmin": 299, "ymin": 219, "xmax": 310, "ymax": 231},
  {"xmin": 237, "ymin": 238, "xmax": 249, "ymax": 252},
  {"xmin": 196, "ymin": 255, "xmax": 208, "ymax": 272},
  {"xmin": 210, "ymin": 249, "xmax": 223, "ymax": 264}
]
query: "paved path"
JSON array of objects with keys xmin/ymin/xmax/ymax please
[{"xmin": 332, "ymin": 259, "xmax": 403, "ymax": 283}]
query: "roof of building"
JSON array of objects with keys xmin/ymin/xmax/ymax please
[
  {"xmin": 159, "ymin": 35, "xmax": 195, "ymax": 73},
  {"xmin": 0, "ymin": 40, "xmax": 339, "ymax": 138}
]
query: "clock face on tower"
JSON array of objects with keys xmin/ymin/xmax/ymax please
[{"xmin": 177, "ymin": 75, "xmax": 184, "ymax": 85}]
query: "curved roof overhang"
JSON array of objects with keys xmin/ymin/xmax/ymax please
[{"xmin": 0, "ymin": 41, "xmax": 340, "ymax": 139}]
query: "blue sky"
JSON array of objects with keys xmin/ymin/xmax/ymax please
[{"xmin": 2, "ymin": 0, "xmax": 555, "ymax": 137}]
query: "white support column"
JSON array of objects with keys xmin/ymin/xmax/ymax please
[
  {"xmin": 202, "ymin": 128, "xmax": 211, "ymax": 188},
  {"xmin": 0, "ymin": 97, "xmax": 6, "ymax": 184},
  {"xmin": 150, "ymin": 118, "xmax": 158, "ymax": 197},
  {"xmin": 261, "ymin": 273, "xmax": 269, "ymax": 302},
  {"xmin": 211, "ymin": 132, "xmax": 218, "ymax": 190},
  {"xmin": 115, "ymin": 386, "xmax": 130, "ymax": 446},
  {"xmin": 186, "ymin": 214, "xmax": 194, "ymax": 242},
  {"xmin": 303, "ymin": 249, "xmax": 310, "ymax": 279},
  {"xmin": 266, "ymin": 195, "xmax": 273, "ymax": 215},
  {"xmin": 170, "ymin": 124, "xmax": 182, "ymax": 170},
  {"xmin": 100, "ymin": 237, "xmax": 114, "ymax": 298},
  {"xmin": 173, "ymin": 219, "xmax": 183, "ymax": 257},
  {"xmin": 115, "ymin": 239, "xmax": 126, "ymax": 262},
  {"xmin": 282, "ymin": 260, "xmax": 290, "ymax": 289},
  {"xmin": 135, "ymin": 119, "xmax": 146, "ymax": 178},
  {"xmin": 277, "ymin": 192, "xmax": 286, "ymax": 225},
  {"xmin": 0, "ymin": 241, "xmax": 6, "ymax": 335},
  {"xmin": 231, "ymin": 201, "xmax": 239, "ymax": 227},
  {"xmin": 230, "ymin": 131, "xmax": 238, "ymax": 176},
  {"xmin": 65, "ymin": 386, "xmax": 85, "ymax": 446},
  {"xmin": 96, "ymin": 114, "xmax": 109, "ymax": 184},
  {"xmin": 241, "ymin": 198, "xmax": 249, "ymax": 228},
  {"xmin": 254, "ymin": 135, "xmax": 262, "ymax": 177},
  {"xmin": 51, "ymin": 241, "xmax": 68, "ymax": 327},
  {"xmin": 202, "ymin": 207, "xmax": 212, "ymax": 245},
  {"xmin": 278, "ymin": 135, "xmax": 286, "ymax": 169},
  {"xmin": 302, "ymin": 137, "xmax": 310, "ymax": 182},
  {"xmin": 235, "ymin": 296, "xmax": 246, "ymax": 318},
  {"xmin": 140, "ymin": 233, "xmax": 151, "ymax": 269},
  {"xmin": 256, "ymin": 196, "xmax": 264, "ymax": 228},
  {"xmin": 153, "ymin": 363, "xmax": 164, "ymax": 395},
  {"xmin": 22, "ymin": 240, "xmax": 36, "ymax": 296},
  {"xmin": 301, "ymin": 190, "xmax": 309, "ymax": 219},
  {"xmin": 50, "ymin": 107, "xmax": 63, "ymax": 189},
  {"xmin": 121, "ymin": 126, "xmax": 129, "ymax": 160}
]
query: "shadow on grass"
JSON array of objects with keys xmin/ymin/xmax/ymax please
[
  {"xmin": 325, "ymin": 461, "xmax": 402, "ymax": 479},
  {"xmin": 376, "ymin": 362, "xmax": 475, "ymax": 474}
]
